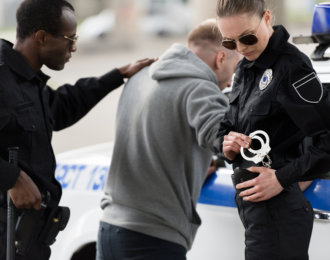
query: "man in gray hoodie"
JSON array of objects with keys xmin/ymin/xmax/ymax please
[{"xmin": 97, "ymin": 19, "xmax": 241, "ymax": 260}]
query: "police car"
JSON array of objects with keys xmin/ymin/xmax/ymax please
[{"xmin": 50, "ymin": 4, "xmax": 330, "ymax": 260}]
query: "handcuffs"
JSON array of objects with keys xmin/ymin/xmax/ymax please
[{"xmin": 240, "ymin": 130, "xmax": 272, "ymax": 168}]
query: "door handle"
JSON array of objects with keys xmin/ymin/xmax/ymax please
[{"xmin": 314, "ymin": 209, "xmax": 330, "ymax": 221}]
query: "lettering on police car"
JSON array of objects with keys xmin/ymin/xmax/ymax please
[
  {"xmin": 292, "ymin": 72, "xmax": 323, "ymax": 103},
  {"xmin": 259, "ymin": 69, "xmax": 273, "ymax": 90},
  {"xmin": 55, "ymin": 164, "xmax": 109, "ymax": 191}
]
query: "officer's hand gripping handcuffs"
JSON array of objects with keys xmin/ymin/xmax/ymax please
[
  {"xmin": 231, "ymin": 130, "xmax": 272, "ymax": 193},
  {"xmin": 240, "ymin": 130, "xmax": 272, "ymax": 168}
]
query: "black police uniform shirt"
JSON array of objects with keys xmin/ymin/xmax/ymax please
[
  {"xmin": 216, "ymin": 25, "xmax": 330, "ymax": 188},
  {"xmin": 0, "ymin": 39, "xmax": 124, "ymax": 201}
]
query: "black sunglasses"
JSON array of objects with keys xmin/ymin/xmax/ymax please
[
  {"xmin": 222, "ymin": 34, "xmax": 258, "ymax": 50},
  {"xmin": 221, "ymin": 14, "xmax": 264, "ymax": 50}
]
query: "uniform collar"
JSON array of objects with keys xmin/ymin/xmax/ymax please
[
  {"xmin": 0, "ymin": 39, "xmax": 50, "ymax": 83},
  {"xmin": 242, "ymin": 25, "xmax": 290, "ymax": 70}
]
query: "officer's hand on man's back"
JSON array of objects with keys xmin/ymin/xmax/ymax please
[
  {"xmin": 9, "ymin": 171, "xmax": 42, "ymax": 210},
  {"xmin": 119, "ymin": 58, "xmax": 157, "ymax": 78}
]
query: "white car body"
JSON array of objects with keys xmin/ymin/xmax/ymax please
[{"xmin": 51, "ymin": 142, "xmax": 330, "ymax": 260}]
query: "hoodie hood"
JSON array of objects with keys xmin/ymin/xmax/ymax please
[{"xmin": 149, "ymin": 43, "xmax": 218, "ymax": 85}]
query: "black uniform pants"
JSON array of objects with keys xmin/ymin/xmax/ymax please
[
  {"xmin": 235, "ymin": 183, "xmax": 314, "ymax": 260},
  {"xmin": 0, "ymin": 214, "xmax": 51, "ymax": 260}
]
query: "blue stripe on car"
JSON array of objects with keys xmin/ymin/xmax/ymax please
[{"xmin": 55, "ymin": 164, "xmax": 330, "ymax": 211}]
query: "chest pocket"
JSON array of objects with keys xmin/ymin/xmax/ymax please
[
  {"xmin": 248, "ymin": 100, "xmax": 273, "ymax": 134},
  {"xmin": 0, "ymin": 104, "xmax": 37, "ymax": 153},
  {"xmin": 16, "ymin": 105, "xmax": 37, "ymax": 132},
  {"xmin": 0, "ymin": 103, "xmax": 37, "ymax": 133},
  {"xmin": 250, "ymin": 100, "xmax": 271, "ymax": 116}
]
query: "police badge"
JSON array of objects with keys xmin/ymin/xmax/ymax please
[{"xmin": 259, "ymin": 69, "xmax": 273, "ymax": 90}]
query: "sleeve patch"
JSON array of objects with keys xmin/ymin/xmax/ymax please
[{"xmin": 292, "ymin": 72, "xmax": 323, "ymax": 103}]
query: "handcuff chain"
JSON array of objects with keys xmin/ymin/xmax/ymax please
[{"xmin": 262, "ymin": 154, "xmax": 272, "ymax": 168}]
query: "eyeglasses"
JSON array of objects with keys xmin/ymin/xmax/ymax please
[
  {"xmin": 63, "ymin": 35, "xmax": 79, "ymax": 44},
  {"xmin": 221, "ymin": 15, "xmax": 264, "ymax": 50},
  {"xmin": 52, "ymin": 34, "xmax": 79, "ymax": 44}
]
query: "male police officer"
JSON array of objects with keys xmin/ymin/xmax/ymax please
[{"xmin": 0, "ymin": 0, "xmax": 154, "ymax": 259}]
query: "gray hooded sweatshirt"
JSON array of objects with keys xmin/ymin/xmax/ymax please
[{"xmin": 100, "ymin": 43, "xmax": 229, "ymax": 250}]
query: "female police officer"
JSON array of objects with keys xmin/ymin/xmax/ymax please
[{"xmin": 214, "ymin": 0, "xmax": 330, "ymax": 259}]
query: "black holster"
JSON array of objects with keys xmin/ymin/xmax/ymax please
[
  {"xmin": 15, "ymin": 200, "xmax": 70, "ymax": 256},
  {"xmin": 231, "ymin": 167, "xmax": 259, "ymax": 193}
]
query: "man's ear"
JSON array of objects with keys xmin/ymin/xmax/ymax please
[
  {"xmin": 34, "ymin": 30, "xmax": 48, "ymax": 46},
  {"xmin": 264, "ymin": 9, "xmax": 272, "ymax": 27},
  {"xmin": 215, "ymin": 51, "xmax": 226, "ymax": 70}
]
